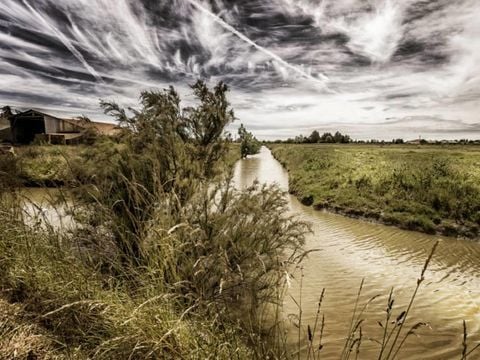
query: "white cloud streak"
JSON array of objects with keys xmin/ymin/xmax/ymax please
[
  {"xmin": 185, "ymin": 0, "xmax": 330, "ymax": 87},
  {"xmin": 21, "ymin": 0, "xmax": 105, "ymax": 83}
]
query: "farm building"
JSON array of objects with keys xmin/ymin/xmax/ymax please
[{"xmin": 2, "ymin": 109, "xmax": 120, "ymax": 144}]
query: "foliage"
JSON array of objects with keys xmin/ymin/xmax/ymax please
[
  {"xmin": 271, "ymin": 143, "xmax": 480, "ymax": 238},
  {"xmin": 0, "ymin": 81, "xmax": 309, "ymax": 359},
  {"xmin": 31, "ymin": 82, "xmax": 306, "ymax": 356},
  {"xmin": 74, "ymin": 81, "xmax": 235, "ymax": 265},
  {"xmin": 285, "ymin": 130, "xmax": 352, "ymax": 144},
  {"xmin": 0, "ymin": 105, "xmax": 13, "ymax": 120},
  {"xmin": 308, "ymin": 130, "xmax": 320, "ymax": 143},
  {"xmin": 0, "ymin": 153, "xmax": 20, "ymax": 190},
  {"xmin": 81, "ymin": 127, "xmax": 98, "ymax": 145},
  {"xmin": 238, "ymin": 123, "xmax": 261, "ymax": 158},
  {"xmin": 15, "ymin": 145, "xmax": 83, "ymax": 186},
  {"xmin": 0, "ymin": 198, "xmax": 255, "ymax": 359}
]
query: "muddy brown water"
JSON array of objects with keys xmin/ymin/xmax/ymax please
[
  {"xmin": 19, "ymin": 187, "xmax": 74, "ymax": 229},
  {"xmin": 233, "ymin": 147, "xmax": 480, "ymax": 360}
]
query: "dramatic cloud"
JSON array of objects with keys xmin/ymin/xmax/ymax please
[{"xmin": 0, "ymin": 0, "xmax": 479, "ymax": 139}]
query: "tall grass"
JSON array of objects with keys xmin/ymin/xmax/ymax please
[
  {"xmin": 0, "ymin": 82, "xmax": 310, "ymax": 358},
  {"xmin": 0, "ymin": 171, "xmax": 310, "ymax": 358}
]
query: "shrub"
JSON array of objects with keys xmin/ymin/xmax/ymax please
[
  {"xmin": 67, "ymin": 82, "xmax": 308, "ymax": 356},
  {"xmin": 0, "ymin": 153, "xmax": 20, "ymax": 190},
  {"xmin": 238, "ymin": 124, "xmax": 261, "ymax": 158}
]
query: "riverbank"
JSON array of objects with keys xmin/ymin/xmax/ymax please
[{"xmin": 270, "ymin": 143, "xmax": 480, "ymax": 239}]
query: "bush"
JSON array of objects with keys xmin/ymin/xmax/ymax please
[
  {"xmin": 238, "ymin": 124, "xmax": 261, "ymax": 158},
  {"xmin": 0, "ymin": 153, "xmax": 20, "ymax": 190},
  {"xmin": 65, "ymin": 82, "xmax": 308, "ymax": 356}
]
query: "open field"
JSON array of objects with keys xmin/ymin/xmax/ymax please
[{"xmin": 270, "ymin": 143, "xmax": 480, "ymax": 238}]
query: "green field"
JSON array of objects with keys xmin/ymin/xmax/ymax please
[{"xmin": 270, "ymin": 144, "xmax": 480, "ymax": 238}]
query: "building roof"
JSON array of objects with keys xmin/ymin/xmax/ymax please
[{"xmin": 13, "ymin": 109, "xmax": 64, "ymax": 121}]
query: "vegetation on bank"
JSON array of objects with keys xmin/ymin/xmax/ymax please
[
  {"xmin": 269, "ymin": 130, "xmax": 352, "ymax": 144},
  {"xmin": 15, "ymin": 145, "xmax": 85, "ymax": 186},
  {"xmin": 0, "ymin": 82, "xmax": 308, "ymax": 359},
  {"xmin": 271, "ymin": 143, "xmax": 480, "ymax": 238},
  {"xmin": 238, "ymin": 123, "xmax": 261, "ymax": 158}
]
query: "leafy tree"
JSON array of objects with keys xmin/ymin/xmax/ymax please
[
  {"xmin": 333, "ymin": 131, "xmax": 343, "ymax": 143},
  {"xmin": 320, "ymin": 132, "xmax": 332, "ymax": 143},
  {"xmin": 308, "ymin": 130, "xmax": 320, "ymax": 143},
  {"xmin": 294, "ymin": 135, "xmax": 305, "ymax": 143},
  {"xmin": 238, "ymin": 123, "xmax": 260, "ymax": 158}
]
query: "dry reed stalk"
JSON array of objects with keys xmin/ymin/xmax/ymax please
[
  {"xmin": 382, "ymin": 240, "xmax": 439, "ymax": 360},
  {"xmin": 306, "ymin": 288, "xmax": 325, "ymax": 360}
]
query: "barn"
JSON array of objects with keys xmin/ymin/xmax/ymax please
[{"xmin": 5, "ymin": 109, "xmax": 120, "ymax": 145}]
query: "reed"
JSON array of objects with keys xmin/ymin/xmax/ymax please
[
  {"xmin": 306, "ymin": 288, "xmax": 325, "ymax": 360},
  {"xmin": 462, "ymin": 320, "xmax": 480, "ymax": 359},
  {"xmin": 382, "ymin": 241, "xmax": 438, "ymax": 360}
]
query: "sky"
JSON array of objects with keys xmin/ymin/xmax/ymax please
[{"xmin": 0, "ymin": 0, "xmax": 479, "ymax": 140}]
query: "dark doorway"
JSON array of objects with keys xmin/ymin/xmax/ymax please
[{"xmin": 12, "ymin": 116, "xmax": 45, "ymax": 144}]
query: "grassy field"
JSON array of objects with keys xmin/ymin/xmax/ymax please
[{"xmin": 270, "ymin": 143, "xmax": 480, "ymax": 238}]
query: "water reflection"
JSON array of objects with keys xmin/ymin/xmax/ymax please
[
  {"xmin": 19, "ymin": 188, "xmax": 74, "ymax": 230},
  {"xmin": 233, "ymin": 146, "xmax": 480, "ymax": 359}
]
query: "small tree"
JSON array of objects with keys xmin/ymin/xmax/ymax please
[
  {"xmin": 238, "ymin": 124, "xmax": 260, "ymax": 158},
  {"xmin": 320, "ymin": 132, "xmax": 333, "ymax": 143},
  {"xmin": 333, "ymin": 131, "xmax": 343, "ymax": 143},
  {"xmin": 294, "ymin": 135, "xmax": 305, "ymax": 143},
  {"xmin": 308, "ymin": 130, "xmax": 320, "ymax": 143}
]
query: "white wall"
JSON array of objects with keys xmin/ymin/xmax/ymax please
[{"xmin": 44, "ymin": 115, "xmax": 60, "ymax": 133}]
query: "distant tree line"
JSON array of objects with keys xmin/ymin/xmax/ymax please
[
  {"xmin": 272, "ymin": 130, "xmax": 352, "ymax": 144},
  {"xmin": 267, "ymin": 132, "xmax": 480, "ymax": 145}
]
